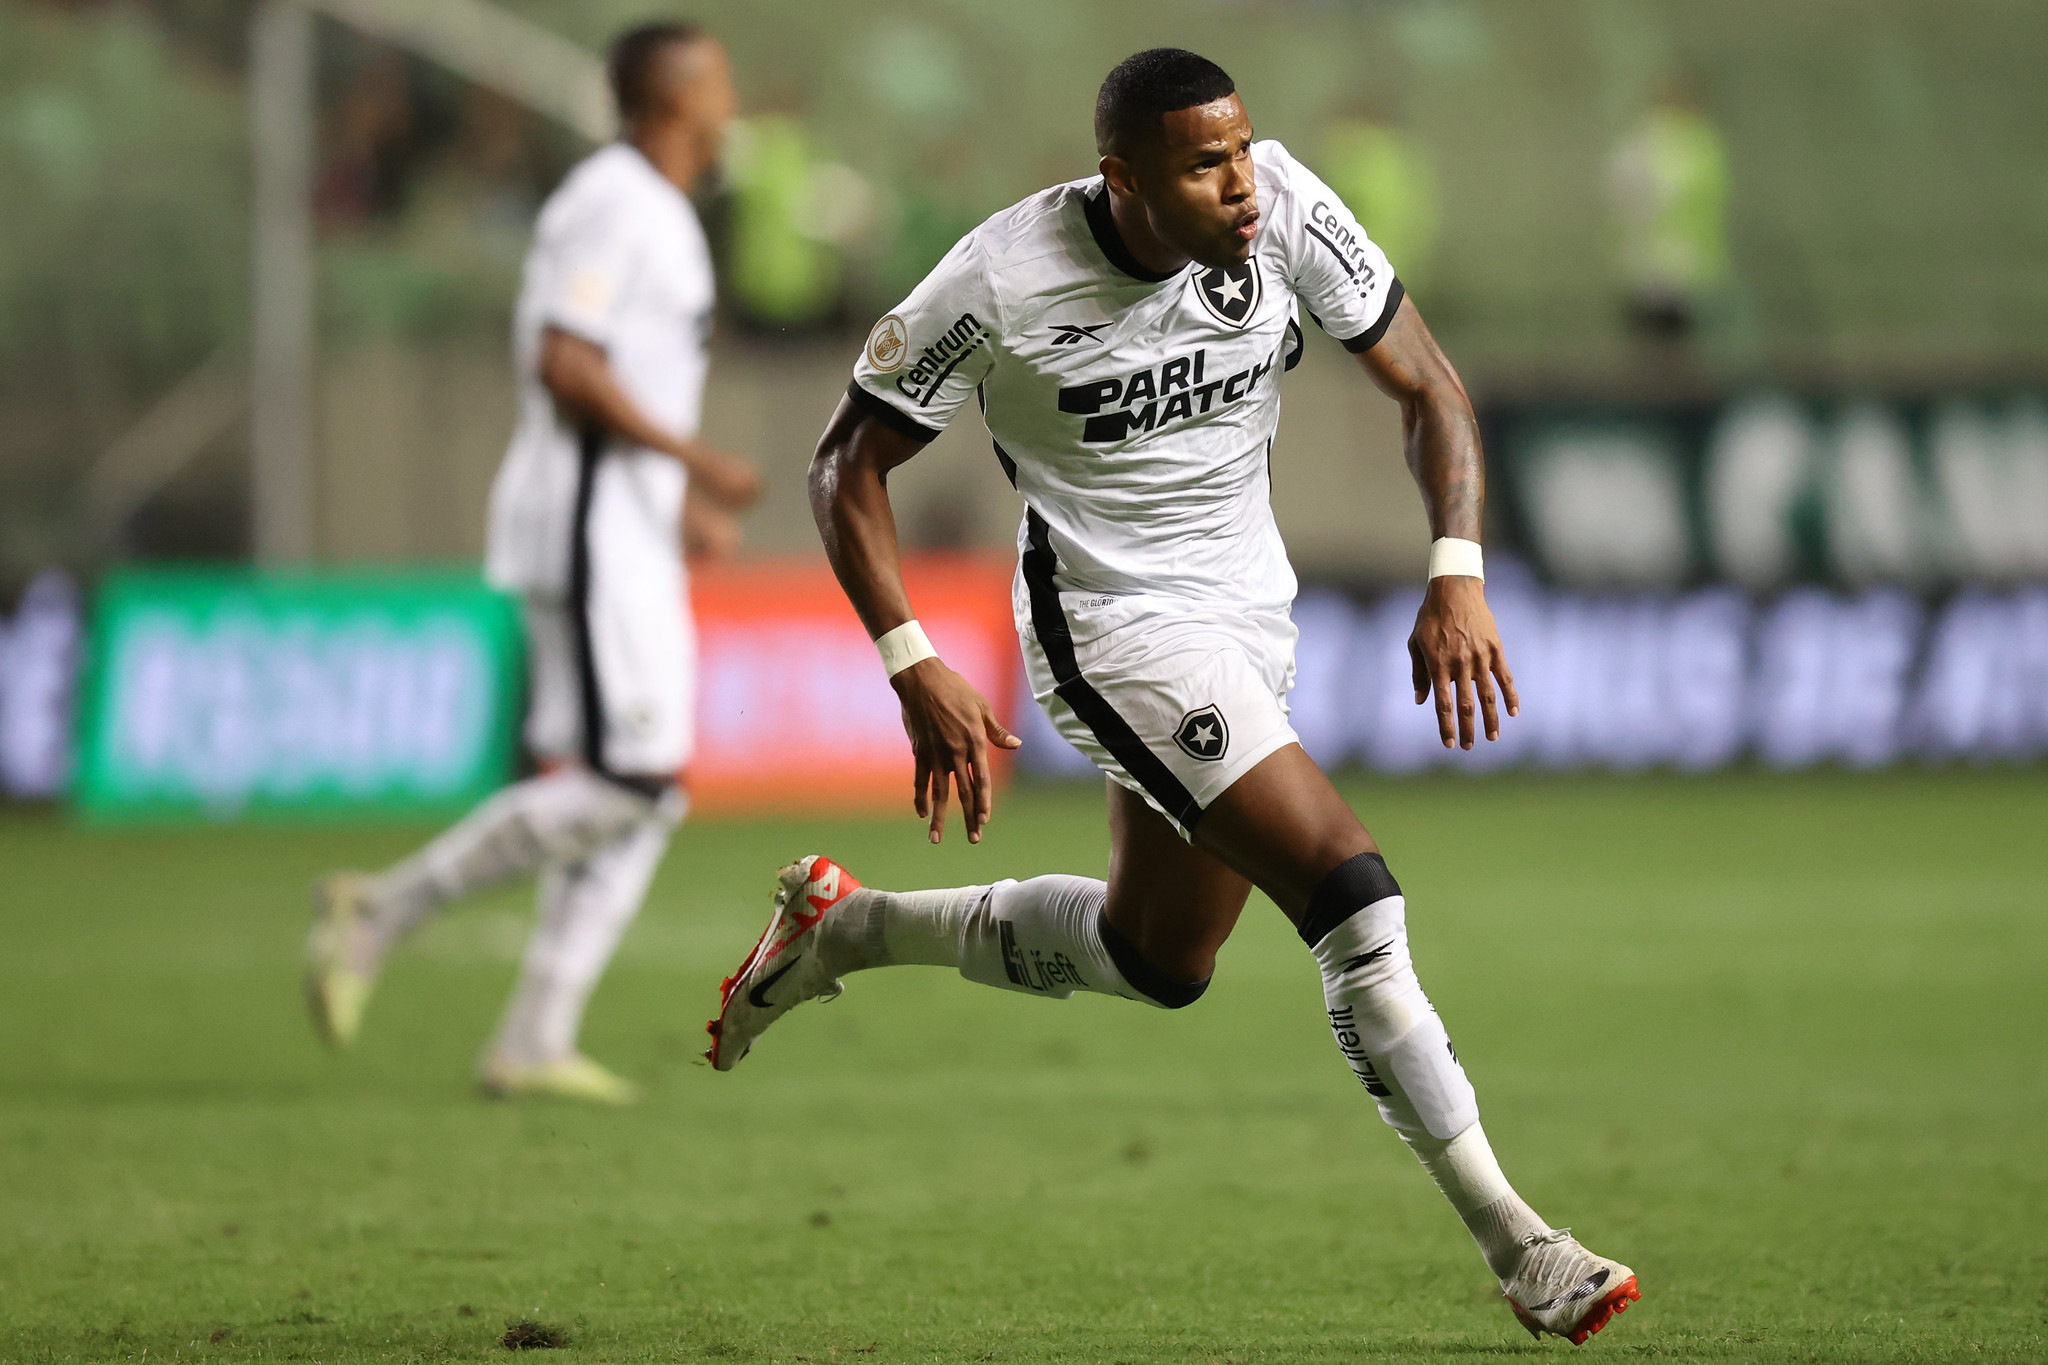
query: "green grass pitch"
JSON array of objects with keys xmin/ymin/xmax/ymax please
[{"xmin": 1, "ymin": 769, "xmax": 2043, "ymax": 1363}]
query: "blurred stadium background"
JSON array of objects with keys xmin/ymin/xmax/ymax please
[
  {"xmin": 3, "ymin": 0, "xmax": 2046, "ymax": 811},
  {"xmin": 1, "ymin": 2, "xmax": 2044, "ymax": 1360}
]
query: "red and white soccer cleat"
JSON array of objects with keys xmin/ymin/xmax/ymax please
[
  {"xmin": 1501, "ymin": 1229, "xmax": 1641, "ymax": 1345},
  {"xmin": 704, "ymin": 855, "xmax": 864, "ymax": 1072}
]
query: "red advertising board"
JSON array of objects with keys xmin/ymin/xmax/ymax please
[{"xmin": 687, "ymin": 555, "xmax": 1020, "ymax": 815}]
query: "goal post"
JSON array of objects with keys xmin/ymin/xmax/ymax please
[{"xmin": 246, "ymin": 0, "xmax": 609, "ymax": 565}]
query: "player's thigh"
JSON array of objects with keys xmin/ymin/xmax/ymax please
[
  {"xmin": 1194, "ymin": 742, "xmax": 1378, "ymax": 924},
  {"xmin": 586, "ymin": 540, "xmax": 691, "ymax": 781},
  {"xmin": 1104, "ymin": 778, "xmax": 1253, "ymax": 983},
  {"xmin": 522, "ymin": 597, "xmax": 581, "ymax": 763}
]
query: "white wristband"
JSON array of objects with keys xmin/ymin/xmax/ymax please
[
  {"xmin": 1427, "ymin": 537, "xmax": 1485, "ymax": 581},
  {"xmin": 875, "ymin": 619, "xmax": 938, "ymax": 677}
]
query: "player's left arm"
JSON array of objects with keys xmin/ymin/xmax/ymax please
[{"xmin": 1354, "ymin": 295, "xmax": 1519, "ymax": 750}]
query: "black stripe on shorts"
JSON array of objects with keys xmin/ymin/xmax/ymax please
[
  {"xmin": 1021, "ymin": 509, "xmax": 1204, "ymax": 831},
  {"xmin": 568, "ymin": 424, "xmax": 610, "ymax": 777},
  {"xmin": 564, "ymin": 429, "xmax": 674, "ymax": 800}
]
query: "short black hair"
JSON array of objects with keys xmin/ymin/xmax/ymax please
[
  {"xmin": 1094, "ymin": 48, "xmax": 1237, "ymax": 158},
  {"xmin": 608, "ymin": 21, "xmax": 705, "ymax": 126}
]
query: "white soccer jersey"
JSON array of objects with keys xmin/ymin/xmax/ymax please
[
  {"xmin": 849, "ymin": 139, "xmax": 1402, "ymax": 626},
  {"xmin": 486, "ymin": 142, "xmax": 716, "ymax": 597}
]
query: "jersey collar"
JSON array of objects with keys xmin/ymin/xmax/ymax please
[{"xmin": 1084, "ymin": 184, "xmax": 1182, "ymax": 285}]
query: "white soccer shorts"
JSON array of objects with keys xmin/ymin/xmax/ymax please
[
  {"xmin": 523, "ymin": 566, "xmax": 695, "ymax": 780},
  {"xmin": 1020, "ymin": 591, "xmax": 1301, "ymax": 840}
]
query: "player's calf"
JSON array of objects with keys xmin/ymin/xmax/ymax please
[
  {"xmin": 1299, "ymin": 851, "xmax": 1642, "ymax": 1338},
  {"xmin": 359, "ymin": 769, "xmax": 656, "ymax": 944},
  {"xmin": 706, "ymin": 858, "xmax": 1207, "ymax": 1070},
  {"xmin": 1303, "ymin": 851, "xmax": 1476, "ymax": 1143}
]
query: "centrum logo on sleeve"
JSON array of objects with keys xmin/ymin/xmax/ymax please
[
  {"xmin": 1306, "ymin": 201, "xmax": 1381, "ymax": 298},
  {"xmin": 865, "ymin": 314, "xmax": 909, "ymax": 372},
  {"xmin": 895, "ymin": 313, "xmax": 990, "ymax": 407}
]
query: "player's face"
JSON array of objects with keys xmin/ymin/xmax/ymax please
[
  {"xmin": 1136, "ymin": 95, "xmax": 1260, "ymax": 269},
  {"xmin": 665, "ymin": 38, "xmax": 738, "ymax": 164}
]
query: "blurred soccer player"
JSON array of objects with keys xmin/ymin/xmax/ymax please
[
  {"xmin": 709, "ymin": 50, "xmax": 1640, "ymax": 1342},
  {"xmin": 304, "ymin": 22, "xmax": 761, "ymax": 1104}
]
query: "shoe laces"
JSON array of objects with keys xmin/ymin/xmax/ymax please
[{"xmin": 1509, "ymin": 1229, "xmax": 1591, "ymax": 1296}]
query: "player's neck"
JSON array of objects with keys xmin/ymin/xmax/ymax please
[
  {"xmin": 629, "ymin": 123, "xmax": 710, "ymax": 197},
  {"xmin": 1107, "ymin": 191, "xmax": 1192, "ymax": 277}
]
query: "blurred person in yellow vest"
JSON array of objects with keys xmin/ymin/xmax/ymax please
[
  {"xmin": 1316, "ymin": 111, "xmax": 1438, "ymax": 292},
  {"xmin": 725, "ymin": 113, "xmax": 864, "ymax": 329},
  {"xmin": 1608, "ymin": 76, "xmax": 1730, "ymax": 343}
]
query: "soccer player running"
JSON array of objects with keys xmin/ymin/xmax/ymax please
[
  {"xmin": 304, "ymin": 23, "xmax": 761, "ymax": 1104},
  {"xmin": 707, "ymin": 49, "xmax": 1640, "ymax": 1342}
]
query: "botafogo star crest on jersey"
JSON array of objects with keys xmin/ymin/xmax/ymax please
[{"xmin": 1194, "ymin": 260, "xmax": 1262, "ymax": 328}]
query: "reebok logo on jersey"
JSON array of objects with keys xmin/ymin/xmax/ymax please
[
  {"xmin": 894, "ymin": 313, "xmax": 990, "ymax": 408},
  {"xmin": 1193, "ymin": 260, "xmax": 1261, "ymax": 327},
  {"xmin": 1050, "ymin": 322, "xmax": 1109, "ymax": 346},
  {"xmin": 1174, "ymin": 705, "xmax": 1229, "ymax": 761},
  {"xmin": 1056, "ymin": 344, "xmax": 1279, "ymax": 444},
  {"xmin": 1307, "ymin": 201, "xmax": 1381, "ymax": 299}
]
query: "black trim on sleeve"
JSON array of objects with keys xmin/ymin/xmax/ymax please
[
  {"xmin": 1084, "ymin": 186, "xmax": 1181, "ymax": 284},
  {"xmin": 1022, "ymin": 509, "xmax": 1204, "ymax": 831},
  {"xmin": 1340, "ymin": 278, "xmax": 1406, "ymax": 354},
  {"xmin": 992, "ymin": 440, "xmax": 1019, "ymax": 489},
  {"xmin": 844, "ymin": 380, "xmax": 941, "ymax": 444}
]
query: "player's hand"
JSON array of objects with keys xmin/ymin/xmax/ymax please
[
  {"xmin": 1408, "ymin": 576, "xmax": 1519, "ymax": 750},
  {"xmin": 679, "ymin": 443, "xmax": 764, "ymax": 510},
  {"xmin": 891, "ymin": 658, "xmax": 1022, "ymax": 845},
  {"xmin": 683, "ymin": 501, "xmax": 743, "ymax": 561}
]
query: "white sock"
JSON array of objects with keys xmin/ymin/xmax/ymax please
[
  {"xmin": 820, "ymin": 875, "xmax": 1177, "ymax": 1005},
  {"xmin": 1311, "ymin": 891, "xmax": 1547, "ymax": 1279},
  {"xmin": 1406, "ymin": 1124, "xmax": 1551, "ymax": 1279},
  {"xmin": 360, "ymin": 769, "xmax": 653, "ymax": 963},
  {"xmin": 486, "ymin": 792, "xmax": 683, "ymax": 1067}
]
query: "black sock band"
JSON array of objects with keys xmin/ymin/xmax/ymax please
[
  {"xmin": 1096, "ymin": 915, "xmax": 1210, "ymax": 1009},
  {"xmin": 1298, "ymin": 851, "xmax": 1403, "ymax": 949}
]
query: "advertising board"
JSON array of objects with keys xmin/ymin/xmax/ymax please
[
  {"xmin": 688, "ymin": 555, "xmax": 1019, "ymax": 814},
  {"xmin": 75, "ymin": 569, "xmax": 522, "ymax": 821}
]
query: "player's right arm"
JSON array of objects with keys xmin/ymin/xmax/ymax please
[
  {"xmin": 538, "ymin": 329, "xmax": 761, "ymax": 509},
  {"xmin": 811, "ymin": 235, "xmax": 1016, "ymax": 845},
  {"xmin": 810, "ymin": 402, "xmax": 1019, "ymax": 846},
  {"xmin": 533, "ymin": 200, "xmax": 760, "ymax": 508}
]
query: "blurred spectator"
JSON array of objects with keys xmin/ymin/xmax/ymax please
[
  {"xmin": 1607, "ymin": 77, "xmax": 1730, "ymax": 344},
  {"xmin": 1315, "ymin": 112, "xmax": 1438, "ymax": 290},
  {"xmin": 314, "ymin": 49, "xmax": 417, "ymax": 229}
]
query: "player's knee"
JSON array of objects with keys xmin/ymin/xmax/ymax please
[
  {"xmin": 1297, "ymin": 850, "xmax": 1403, "ymax": 949},
  {"xmin": 1096, "ymin": 915, "xmax": 1212, "ymax": 1009}
]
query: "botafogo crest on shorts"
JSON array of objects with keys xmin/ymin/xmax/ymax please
[{"xmin": 849, "ymin": 140, "xmax": 1403, "ymax": 835}]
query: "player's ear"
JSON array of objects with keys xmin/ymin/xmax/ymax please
[{"xmin": 1099, "ymin": 153, "xmax": 1140, "ymax": 199}]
